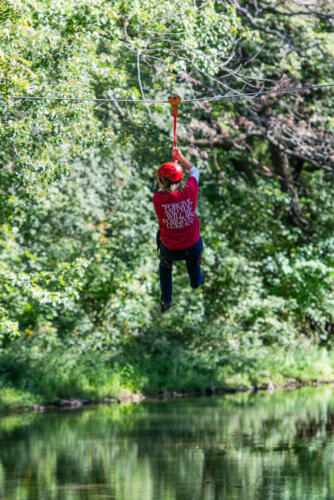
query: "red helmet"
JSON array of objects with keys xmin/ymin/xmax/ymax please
[{"xmin": 158, "ymin": 162, "xmax": 184, "ymax": 182}]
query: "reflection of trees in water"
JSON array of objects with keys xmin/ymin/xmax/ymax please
[{"xmin": 0, "ymin": 387, "xmax": 334, "ymax": 499}]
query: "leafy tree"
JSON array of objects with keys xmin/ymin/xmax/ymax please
[{"xmin": 0, "ymin": 0, "xmax": 333, "ymax": 398}]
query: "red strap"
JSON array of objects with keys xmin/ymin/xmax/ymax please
[
  {"xmin": 173, "ymin": 114, "xmax": 177, "ymax": 161},
  {"xmin": 168, "ymin": 96, "xmax": 181, "ymax": 161}
]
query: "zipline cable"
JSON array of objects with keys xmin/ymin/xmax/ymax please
[{"xmin": 0, "ymin": 82, "xmax": 333, "ymax": 104}]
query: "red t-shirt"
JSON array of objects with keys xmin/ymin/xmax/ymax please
[{"xmin": 153, "ymin": 176, "xmax": 200, "ymax": 250}]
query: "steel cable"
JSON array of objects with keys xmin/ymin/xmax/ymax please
[{"xmin": 0, "ymin": 82, "xmax": 333, "ymax": 105}]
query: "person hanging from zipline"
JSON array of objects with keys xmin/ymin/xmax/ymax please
[
  {"xmin": 153, "ymin": 96, "xmax": 205, "ymax": 313},
  {"xmin": 153, "ymin": 145, "xmax": 205, "ymax": 313}
]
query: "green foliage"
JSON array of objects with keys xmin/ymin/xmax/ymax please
[{"xmin": 0, "ymin": 0, "xmax": 333, "ymax": 400}]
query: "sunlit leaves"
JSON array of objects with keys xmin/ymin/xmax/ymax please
[{"xmin": 0, "ymin": 0, "xmax": 333, "ymax": 395}]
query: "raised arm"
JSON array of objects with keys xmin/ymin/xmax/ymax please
[
  {"xmin": 173, "ymin": 147, "xmax": 199, "ymax": 183},
  {"xmin": 173, "ymin": 147, "xmax": 194, "ymax": 171}
]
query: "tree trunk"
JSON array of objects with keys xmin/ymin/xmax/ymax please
[{"xmin": 270, "ymin": 144, "xmax": 313, "ymax": 234}]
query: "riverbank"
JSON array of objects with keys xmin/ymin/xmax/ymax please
[
  {"xmin": 1, "ymin": 342, "xmax": 334, "ymax": 413},
  {"xmin": 2, "ymin": 378, "xmax": 334, "ymax": 414}
]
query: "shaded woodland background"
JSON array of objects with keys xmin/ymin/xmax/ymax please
[{"xmin": 0, "ymin": 0, "xmax": 333, "ymax": 404}]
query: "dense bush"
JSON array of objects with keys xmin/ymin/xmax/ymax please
[{"xmin": 0, "ymin": 0, "xmax": 333, "ymax": 401}]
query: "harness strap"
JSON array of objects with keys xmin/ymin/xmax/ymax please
[
  {"xmin": 173, "ymin": 114, "xmax": 177, "ymax": 161},
  {"xmin": 185, "ymin": 250, "xmax": 202, "ymax": 266},
  {"xmin": 168, "ymin": 96, "xmax": 181, "ymax": 162},
  {"xmin": 156, "ymin": 229, "xmax": 173, "ymax": 269},
  {"xmin": 161, "ymin": 256, "xmax": 173, "ymax": 270}
]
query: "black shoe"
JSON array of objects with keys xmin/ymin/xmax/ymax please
[
  {"xmin": 198, "ymin": 274, "xmax": 205, "ymax": 287},
  {"xmin": 160, "ymin": 301, "xmax": 172, "ymax": 313},
  {"xmin": 193, "ymin": 274, "xmax": 205, "ymax": 289}
]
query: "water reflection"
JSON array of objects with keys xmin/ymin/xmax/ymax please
[{"xmin": 0, "ymin": 386, "xmax": 334, "ymax": 499}]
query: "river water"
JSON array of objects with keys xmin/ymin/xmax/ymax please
[{"xmin": 0, "ymin": 386, "xmax": 334, "ymax": 499}]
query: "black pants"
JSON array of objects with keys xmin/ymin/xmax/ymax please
[{"xmin": 159, "ymin": 237, "xmax": 204, "ymax": 305}]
